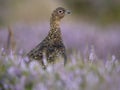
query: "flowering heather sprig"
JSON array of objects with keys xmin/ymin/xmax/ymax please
[{"xmin": 0, "ymin": 48, "xmax": 120, "ymax": 90}]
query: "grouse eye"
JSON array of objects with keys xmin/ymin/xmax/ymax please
[{"xmin": 58, "ymin": 10, "xmax": 64, "ymax": 14}]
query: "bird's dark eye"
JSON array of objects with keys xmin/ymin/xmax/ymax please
[{"xmin": 58, "ymin": 10, "xmax": 64, "ymax": 14}]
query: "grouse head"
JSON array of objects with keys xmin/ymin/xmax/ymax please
[{"xmin": 51, "ymin": 7, "xmax": 71, "ymax": 20}]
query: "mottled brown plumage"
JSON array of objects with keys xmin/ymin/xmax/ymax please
[{"xmin": 27, "ymin": 7, "xmax": 70, "ymax": 69}]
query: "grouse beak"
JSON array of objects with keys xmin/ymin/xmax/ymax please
[{"xmin": 65, "ymin": 10, "xmax": 71, "ymax": 14}]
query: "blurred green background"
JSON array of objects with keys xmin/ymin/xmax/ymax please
[
  {"xmin": 64, "ymin": 0, "xmax": 120, "ymax": 23},
  {"xmin": 0, "ymin": 0, "xmax": 120, "ymax": 27},
  {"xmin": 0, "ymin": 0, "xmax": 63, "ymax": 26}
]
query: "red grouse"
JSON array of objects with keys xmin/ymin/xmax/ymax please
[{"xmin": 27, "ymin": 7, "xmax": 70, "ymax": 69}]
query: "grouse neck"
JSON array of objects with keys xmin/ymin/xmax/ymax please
[
  {"xmin": 48, "ymin": 16, "xmax": 62, "ymax": 40},
  {"xmin": 50, "ymin": 16, "xmax": 61, "ymax": 30}
]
